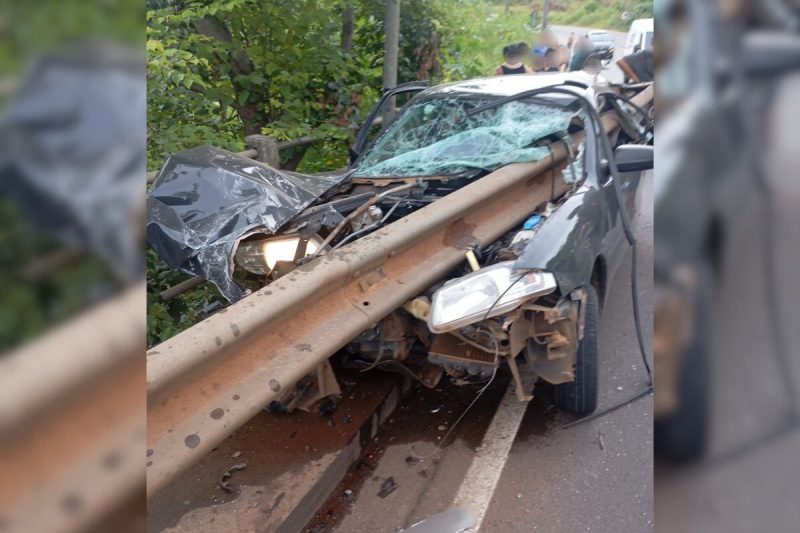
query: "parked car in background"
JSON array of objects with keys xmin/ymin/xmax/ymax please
[
  {"xmin": 588, "ymin": 30, "xmax": 616, "ymax": 62},
  {"xmin": 625, "ymin": 18, "xmax": 654, "ymax": 55}
]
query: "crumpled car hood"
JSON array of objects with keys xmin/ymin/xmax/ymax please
[{"xmin": 146, "ymin": 145, "xmax": 349, "ymax": 301}]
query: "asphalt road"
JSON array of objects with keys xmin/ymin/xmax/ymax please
[
  {"xmin": 316, "ymin": 172, "xmax": 654, "ymax": 533},
  {"xmin": 481, "ymin": 170, "xmax": 653, "ymax": 532}
]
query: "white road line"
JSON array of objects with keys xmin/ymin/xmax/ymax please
[{"xmin": 451, "ymin": 381, "xmax": 530, "ymax": 532}]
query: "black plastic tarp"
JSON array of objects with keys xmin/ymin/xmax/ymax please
[
  {"xmin": 146, "ymin": 145, "xmax": 349, "ymax": 301},
  {"xmin": 0, "ymin": 42, "xmax": 145, "ymax": 283}
]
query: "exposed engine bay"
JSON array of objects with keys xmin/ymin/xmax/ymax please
[{"xmin": 342, "ymin": 202, "xmax": 585, "ymax": 402}]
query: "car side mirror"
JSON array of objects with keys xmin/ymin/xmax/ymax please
[
  {"xmin": 741, "ymin": 31, "xmax": 800, "ymax": 78},
  {"xmin": 614, "ymin": 144, "xmax": 653, "ymax": 173}
]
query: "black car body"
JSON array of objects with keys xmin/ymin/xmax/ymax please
[{"xmin": 148, "ymin": 73, "xmax": 653, "ymax": 413}]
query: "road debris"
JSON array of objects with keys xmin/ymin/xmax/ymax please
[
  {"xmin": 218, "ymin": 462, "xmax": 248, "ymax": 494},
  {"xmin": 399, "ymin": 507, "xmax": 476, "ymax": 532},
  {"xmin": 378, "ymin": 477, "xmax": 398, "ymax": 498},
  {"xmin": 231, "ymin": 450, "xmax": 242, "ymax": 458},
  {"xmin": 596, "ymin": 431, "xmax": 606, "ymax": 451},
  {"xmin": 405, "ymin": 455, "xmax": 420, "ymax": 466}
]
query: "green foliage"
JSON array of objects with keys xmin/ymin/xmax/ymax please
[
  {"xmin": 547, "ymin": 0, "xmax": 654, "ymax": 32},
  {"xmin": 146, "ymin": 249, "xmax": 226, "ymax": 347},
  {"xmin": 437, "ymin": 0, "xmax": 534, "ymax": 80},
  {"xmin": 486, "ymin": 1, "xmax": 652, "ymax": 32},
  {"xmin": 0, "ymin": 0, "xmax": 143, "ymax": 75},
  {"xmin": 0, "ymin": 200, "xmax": 117, "ymax": 351}
]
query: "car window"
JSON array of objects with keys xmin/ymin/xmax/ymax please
[
  {"xmin": 589, "ymin": 33, "xmax": 612, "ymax": 43},
  {"xmin": 352, "ymin": 96, "xmax": 579, "ymax": 179}
]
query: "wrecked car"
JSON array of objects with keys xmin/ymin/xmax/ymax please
[{"xmin": 148, "ymin": 73, "xmax": 653, "ymax": 415}]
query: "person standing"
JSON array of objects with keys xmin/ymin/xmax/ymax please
[
  {"xmin": 617, "ymin": 49, "xmax": 655, "ymax": 83},
  {"xmin": 494, "ymin": 43, "xmax": 533, "ymax": 75},
  {"xmin": 544, "ymin": 48, "xmax": 565, "ymax": 72},
  {"xmin": 569, "ymin": 36, "xmax": 593, "ymax": 71},
  {"xmin": 531, "ymin": 46, "xmax": 549, "ymax": 72}
]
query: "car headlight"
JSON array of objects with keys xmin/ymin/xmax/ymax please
[
  {"xmin": 428, "ymin": 261, "xmax": 557, "ymax": 334},
  {"xmin": 234, "ymin": 235, "xmax": 321, "ymax": 275}
]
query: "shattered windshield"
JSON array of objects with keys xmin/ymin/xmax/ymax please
[{"xmin": 353, "ymin": 95, "xmax": 577, "ymax": 178}]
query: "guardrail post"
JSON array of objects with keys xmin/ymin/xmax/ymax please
[{"xmin": 245, "ymin": 134, "xmax": 281, "ymax": 168}]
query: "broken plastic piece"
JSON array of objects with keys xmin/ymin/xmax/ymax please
[
  {"xmin": 218, "ymin": 462, "xmax": 247, "ymax": 493},
  {"xmin": 523, "ymin": 214, "xmax": 542, "ymax": 230},
  {"xmin": 400, "ymin": 508, "xmax": 477, "ymax": 532},
  {"xmin": 377, "ymin": 477, "xmax": 398, "ymax": 498}
]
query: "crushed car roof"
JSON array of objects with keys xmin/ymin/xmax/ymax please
[{"xmin": 418, "ymin": 73, "xmax": 598, "ymax": 99}]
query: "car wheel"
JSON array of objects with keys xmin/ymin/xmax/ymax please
[
  {"xmin": 554, "ymin": 285, "xmax": 599, "ymax": 415},
  {"xmin": 654, "ymin": 263, "xmax": 711, "ymax": 463}
]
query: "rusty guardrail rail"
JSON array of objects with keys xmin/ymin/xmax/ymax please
[
  {"xmin": 146, "ymin": 86, "xmax": 653, "ymax": 497},
  {"xmin": 0, "ymin": 284, "xmax": 145, "ymax": 533}
]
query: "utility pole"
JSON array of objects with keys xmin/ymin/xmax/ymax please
[
  {"xmin": 543, "ymin": 0, "xmax": 550, "ymax": 29},
  {"xmin": 341, "ymin": 1, "xmax": 354, "ymax": 52},
  {"xmin": 383, "ymin": 0, "xmax": 400, "ymax": 123}
]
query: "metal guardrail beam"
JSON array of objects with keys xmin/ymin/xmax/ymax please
[
  {"xmin": 0, "ymin": 284, "xmax": 146, "ymax": 533},
  {"xmin": 146, "ymin": 86, "xmax": 653, "ymax": 497}
]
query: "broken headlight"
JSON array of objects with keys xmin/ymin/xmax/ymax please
[
  {"xmin": 234, "ymin": 235, "xmax": 321, "ymax": 275},
  {"xmin": 428, "ymin": 261, "xmax": 557, "ymax": 334}
]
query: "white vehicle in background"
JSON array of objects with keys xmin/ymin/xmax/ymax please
[{"xmin": 625, "ymin": 18, "xmax": 654, "ymax": 55}]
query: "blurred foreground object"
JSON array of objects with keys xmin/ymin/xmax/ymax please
[
  {"xmin": 0, "ymin": 285, "xmax": 145, "ymax": 533},
  {"xmin": 655, "ymin": 0, "xmax": 800, "ymax": 530},
  {"xmin": 0, "ymin": 40, "xmax": 145, "ymax": 351},
  {"xmin": 0, "ymin": 38, "xmax": 146, "ymax": 533},
  {"xmin": 0, "ymin": 41, "xmax": 144, "ymax": 283}
]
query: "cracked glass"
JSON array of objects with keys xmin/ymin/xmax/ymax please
[{"xmin": 353, "ymin": 96, "xmax": 579, "ymax": 178}]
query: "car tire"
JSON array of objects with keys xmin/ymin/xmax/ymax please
[
  {"xmin": 654, "ymin": 263, "xmax": 711, "ymax": 463},
  {"xmin": 554, "ymin": 285, "xmax": 599, "ymax": 415}
]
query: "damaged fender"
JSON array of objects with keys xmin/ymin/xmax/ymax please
[{"xmin": 513, "ymin": 183, "xmax": 610, "ymax": 297}]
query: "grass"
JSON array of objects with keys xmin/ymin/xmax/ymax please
[{"xmin": 488, "ymin": 1, "xmax": 652, "ymax": 32}]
